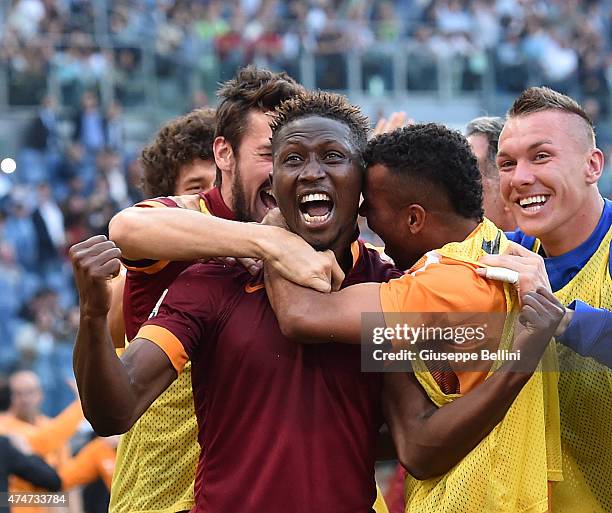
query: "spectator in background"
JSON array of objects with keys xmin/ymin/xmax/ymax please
[
  {"xmin": 113, "ymin": 49, "xmax": 145, "ymax": 108},
  {"xmin": 32, "ymin": 183, "xmax": 65, "ymax": 272},
  {"xmin": 20, "ymin": 95, "xmax": 61, "ymax": 185},
  {"xmin": 3, "ymin": 192, "xmax": 38, "ymax": 273},
  {"xmin": 95, "ymin": 149, "xmax": 130, "ymax": 210},
  {"xmin": 465, "ymin": 116, "xmax": 516, "ymax": 231},
  {"xmin": 61, "ymin": 175, "xmax": 89, "ymax": 246},
  {"xmin": 23, "ymin": 96, "xmax": 60, "ymax": 154},
  {"xmin": 0, "ymin": 243, "xmax": 24, "ymax": 369},
  {"xmin": 72, "ymin": 91, "xmax": 107, "ymax": 155},
  {"xmin": 13, "ymin": 289, "xmax": 75, "ymax": 413},
  {"xmin": 125, "ymin": 158, "xmax": 145, "ymax": 205},
  {"xmin": 105, "ymin": 101, "xmax": 125, "ymax": 155}
]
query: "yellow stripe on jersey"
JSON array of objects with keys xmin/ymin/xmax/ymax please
[
  {"xmin": 374, "ymin": 484, "xmax": 390, "ymax": 513},
  {"xmin": 199, "ymin": 197, "xmax": 211, "ymax": 215}
]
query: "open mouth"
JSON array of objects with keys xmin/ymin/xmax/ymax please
[
  {"xmin": 298, "ymin": 192, "xmax": 334, "ymax": 224},
  {"xmin": 259, "ymin": 188, "xmax": 277, "ymax": 209},
  {"xmin": 516, "ymin": 194, "xmax": 550, "ymax": 213}
]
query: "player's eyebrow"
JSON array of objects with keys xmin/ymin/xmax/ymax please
[
  {"xmin": 527, "ymin": 139, "xmax": 553, "ymax": 150},
  {"xmin": 497, "ymin": 139, "xmax": 554, "ymax": 159}
]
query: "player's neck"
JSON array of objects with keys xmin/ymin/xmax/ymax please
[
  {"xmin": 430, "ymin": 217, "xmax": 480, "ymax": 250},
  {"xmin": 220, "ymin": 181, "xmax": 234, "ymax": 212},
  {"xmin": 330, "ymin": 227, "xmax": 360, "ymax": 275},
  {"xmin": 540, "ymin": 194, "xmax": 605, "ymax": 257}
]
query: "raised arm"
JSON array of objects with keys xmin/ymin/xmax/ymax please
[
  {"xmin": 70, "ymin": 236, "xmax": 177, "ymax": 436},
  {"xmin": 26, "ymin": 401, "xmax": 83, "ymax": 456},
  {"xmin": 109, "ymin": 205, "xmax": 334, "ymax": 292},
  {"xmin": 384, "ymin": 289, "xmax": 565, "ymax": 480}
]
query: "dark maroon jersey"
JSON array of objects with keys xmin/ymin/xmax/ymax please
[
  {"xmin": 137, "ymin": 242, "xmax": 401, "ymax": 513},
  {"xmin": 122, "ymin": 187, "xmax": 234, "ymax": 340}
]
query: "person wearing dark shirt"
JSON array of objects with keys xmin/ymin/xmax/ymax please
[{"xmin": 0, "ymin": 436, "xmax": 61, "ymax": 513}]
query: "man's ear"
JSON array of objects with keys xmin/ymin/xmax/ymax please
[
  {"xmin": 585, "ymin": 147, "xmax": 605, "ymax": 185},
  {"xmin": 405, "ymin": 204, "xmax": 427, "ymax": 235},
  {"xmin": 213, "ymin": 136, "xmax": 236, "ymax": 177}
]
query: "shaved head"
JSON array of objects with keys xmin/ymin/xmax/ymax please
[{"xmin": 507, "ymin": 86, "xmax": 596, "ymax": 150}]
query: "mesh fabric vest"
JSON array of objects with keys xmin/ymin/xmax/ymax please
[
  {"xmin": 532, "ymin": 225, "xmax": 612, "ymax": 513},
  {"xmin": 403, "ymin": 218, "xmax": 561, "ymax": 513}
]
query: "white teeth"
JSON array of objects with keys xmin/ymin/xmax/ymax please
[
  {"xmin": 519, "ymin": 195, "xmax": 548, "ymax": 207},
  {"xmin": 302, "ymin": 212, "xmax": 331, "ymax": 223},
  {"xmin": 300, "ymin": 193, "xmax": 330, "ymax": 203}
]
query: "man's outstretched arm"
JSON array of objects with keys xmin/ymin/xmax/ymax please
[
  {"xmin": 110, "ymin": 204, "xmax": 334, "ymax": 292},
  {"xmin": 71, "ymin": 236, "xmax": 177, "ymax": 436},
  {"xmin": 265, "ymin": 261, "xmax": 379, "ymax": 344}
]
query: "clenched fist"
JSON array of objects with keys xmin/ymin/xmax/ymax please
[{"xmin": 69, "ymin": 235, "xmax": 122, "ymax": 317}]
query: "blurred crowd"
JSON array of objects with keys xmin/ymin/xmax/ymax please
[
  {"xmin": 0, "ymin": 88, "xmax": 145, "ymax": 415},
  {"xmin": 1, "ymin": 0, "xmax": 611, "ymax": 112}
]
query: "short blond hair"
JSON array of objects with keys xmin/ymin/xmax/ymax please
[{"xmin": 507, "ymin": 87, "xmax": 595, "ymax": 147}]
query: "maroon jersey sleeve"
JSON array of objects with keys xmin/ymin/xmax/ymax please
[{"xmin": 135, "ymin": 262, "xmax": 244, "ymax": 372}]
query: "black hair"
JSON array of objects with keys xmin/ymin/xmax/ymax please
[{"xmin": 364, "ymin": 124, "xmax": 484, "ymax": 221}]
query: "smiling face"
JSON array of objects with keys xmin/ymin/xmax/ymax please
[
  {"xmin": 272, "ymin": 116, "xmax": 362, "ymax": 251},
  {"xmin": 497, "ymin": 110, "xmax": 602, "ymax": 248}
]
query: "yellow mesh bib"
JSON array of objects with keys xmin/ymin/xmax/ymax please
[
  {"xmin": 110, "ymin": 363, "xmax": 198, "ymax": 513},
  {"xmin": 534, "ymin": 225, "xmax": 612, "ymax": 513},
  {"xmin": 374, "ymin": 485, "xmax": 390, "ymax": 513},
  {"xmin": 404, "ymin": 219, "xmax": 561, "ymax": 513}
]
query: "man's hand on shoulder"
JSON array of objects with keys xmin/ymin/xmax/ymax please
[
  {"xmin": 259, "ymin": 210, "xmax": 344, "ymax": 293},
  {"xmin": 69, "ymin": 235, "xmax": 122, "ymax": 317},
  {"xmin": 478, "ymin": 241, "xmax": 552, "ymax": 301}
]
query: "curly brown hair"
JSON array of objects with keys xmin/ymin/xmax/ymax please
[
  {"xmin": 270, "ymin": 90, "xmax": 370, "ymax": 153},
  {"xmin": 140, "ymin": 107, "xmax": 216, "ymax": 198}
]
